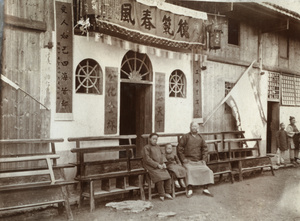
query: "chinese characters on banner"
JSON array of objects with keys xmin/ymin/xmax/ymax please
[
  {"xmin": 155, "ymin": 72, "xmax": 165, "ymax": 132},
  {"xmin": 83, "ymin": 0, "xmax": 205, "ymax": 44},
  {"xmin": 56, "ymin": 2, "xmax": 73, "ymax": 114},
  {"xmin": 105, "ymin": 67, "xmax": 118, "ymax": 134},
  {"xmin": 193, "ymin": 60, "xmax": 202, "ymax": 118}
]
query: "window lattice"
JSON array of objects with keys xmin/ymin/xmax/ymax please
[
  {"xmin": 75, "ymin": 59, "xmax": 102, "ymax": 94},
  {"xmin": 268, "ymin": 72, "xmax": 280, "ymax": 101},
  {"xmin": 281, "ymin": 75, "xmax": 300, "ymax": 106},
  {"xmin": 169, "ymin": 70, "xmax": 186, "ymax": 98}
]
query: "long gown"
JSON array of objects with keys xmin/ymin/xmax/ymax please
[
  {"xmin": 178, "ymin": 133, "xmax": 214, "ymax": 186},
  {"xmin": 165, "ymin": 152, "xmax": 186, "ymax": 178},
  {"xmin": 142, "ymin": 144, "xmax": 171, "ymax": 183}
]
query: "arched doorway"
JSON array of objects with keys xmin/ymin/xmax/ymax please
[{"xmin": 120, "ymin": 51, "xmax": 153, "ymax": 157}]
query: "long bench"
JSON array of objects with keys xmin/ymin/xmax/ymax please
[
  {"xmin": 223, "ymin": 138, "xmax": 275, "ymax": 181},
  {"xmin": 68, "ymin": 135, "xmax": 146, "ymax": 212},
  {"xmin": 0, "ymin": 139, "xmax": 76, "ymax": 220},
  {"xmin": 141, "ymin": 132, "xmax": 236, "ymax": 199}
]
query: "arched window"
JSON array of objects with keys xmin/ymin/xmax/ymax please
[
  {"xmin": 121, "ymin": 51, "xmax": 152, "ymax": 82},
  {"xmin": 75, "ymin": 59, "xmax": 102, "ymax": 94},
  {"xmin": 169, "ymin": 69, "xmax": 186, "ymax": 98}
]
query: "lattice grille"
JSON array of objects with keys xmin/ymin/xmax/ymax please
[{"xmin": 268, "ymin": 72, "xmax": 280, "ymax": 101}]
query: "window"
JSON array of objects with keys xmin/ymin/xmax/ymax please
[
  {"xmin": 121, "ymin": 51, "xmax": 152, "ymax": 82},
  {"xmin": 281, "ymin": 74, "xmax": 300, "ymax": 106},
  {"xmin": 169, "ymin": 70, "xmax": 186, "ymax": 98},
  {"xmin": 228, "ymin": 18, "xmax": 239, "ymax": 46},
  {"xmin": 75, "ymin": 59, "xmax": 102, "ymax": 94},
  {"xmin": 268, "ymin": 72, "xmax": 280, "ymax": 101}
]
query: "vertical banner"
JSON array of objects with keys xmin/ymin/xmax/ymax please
[
  {"xmin": 193, "ymin": 60, "xmax": 202, "ymax": 118},
  {"xmin": 56, "ymin": 2, "xmax": 73, "ymax": 118},
  {"xmin": 155, "ymin": 72, "xmax": 165, "ymax": 132},
  {"xmin": 105, "ymin": 67, "xmax": 118, "ymax": 134}
]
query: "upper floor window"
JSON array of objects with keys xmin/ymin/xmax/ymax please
[
  {"xmin": 75, "ymin": 59, "xmax": 103, "ymax": 94},
  {"xmin": 228, "ymin": 18, "xmax": 239, "ymax": 46},
  {"xmin": 169, "ymin": 70, "xmax": 186, "ymax": 98}
]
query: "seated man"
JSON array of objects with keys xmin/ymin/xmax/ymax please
[{"xmin": 177, "ymin": 121, "xmax": 214, "ymax": 198}]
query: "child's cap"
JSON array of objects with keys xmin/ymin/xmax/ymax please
[{"xmin": 279, "ymin": 122, "xmax": 285, "ymax": 126}]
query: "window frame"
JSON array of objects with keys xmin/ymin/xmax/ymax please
[{"xmin": 169, "ymin": 69, "xmax": 187, "ymax": 98}]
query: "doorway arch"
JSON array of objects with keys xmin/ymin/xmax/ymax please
[{"xmin": 119, "ymin": 51, "xmax": 153, "ymax": 157}]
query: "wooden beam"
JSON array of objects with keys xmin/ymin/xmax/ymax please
[
  {"xmin": 207, "ymin": 55, "xmax": 260, "ymax": 69},
  {"xmin": 4, "ymin": 14, "xmax": 47, "ymax": 32},
  {"xmin": 262, "ymin": 19, "xmax": 289, "ymax": 33}
]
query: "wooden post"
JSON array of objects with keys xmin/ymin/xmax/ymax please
[{"xmin": 89, "ymin": 181, "xmax": 95, "ymax": 212}]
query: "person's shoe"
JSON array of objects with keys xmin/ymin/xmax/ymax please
[
  {"xmin": 165, "ymin": 194, "xmax": 173, "ymax": 200},
  {"xmin": 174, "ymin": 180, "xmax": 180, "ymax": 188},
  {"xmin": 159, "ymin": 196, "xmax": 164, "ymax": 201},
  {"xmin": 179, "ymin": 179, "xmax": 186, "ymax": 188},
  {"xmin": 186, "ymin": 189, "xmax": 193, "ymax": 198},
  {"xmin": 203, "ymin": 189, "xmax": 214, "ymax": 197}
]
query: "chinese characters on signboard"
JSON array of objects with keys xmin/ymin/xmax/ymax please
[
  {"xmin": 56, "ymin": 2, "xmax": 73, "ymax": 114},
  {"xmin": 193, "ymin": 60, "xmax": 202, "ymax": 118},
  {"xmin": 84, "ymin": 0, "xmax": 205, "ymax": 44},
  {"xmin": 105, "ymin": 67, "xmax": 118, "ymax": 134},
  {"xmin": 155, "ymin": 72, "xmax": 165, "ymax": 132}
]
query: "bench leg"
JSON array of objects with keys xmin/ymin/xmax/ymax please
[
  {"xmin": 229, "ymin": 172, "xmax": 234, "ymax": 184},
  {"xmin": 146, "ymin": 174, "xmax": 152, "ymax": 200},
  {"xmin": 270, "ymin": 166, "xmax": 275, "ymax": 176},
  {"xmin": 218, "ymin": 174, "xmax": 223, "ymax": 183},
  {"xmin": 78, "ymin": 182, "xmax": 85, "ymax": 208},
  {"xmin": 171, "ymin": 174, "xmax": 176, "ymax": 199},
  {"xmin": 61, "ymin": 186, "xmax": 74, "ymax": 221},
  {"xmin": 138, "ymin": 175, "xmax": 146, "ymax": 201},
  {"xmin": 90, "ymin": 181, "xmax": 95, "ymax": 212},
  {"xmin": 238, "ymin": 161, "xmax": 243, "ymax": 181}
]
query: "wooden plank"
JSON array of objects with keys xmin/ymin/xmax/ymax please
[
  {"xmin": 0, "ymin": 181, "xmax": 77, "ymax": 192},
  {"xmin": 0, "ymin": 169, "xmax": 50, "ymax": 178},
  {"xmin": 0, "ymin": 138, "xmax": 64, "ymax": 144},
  {"xmin": 0, "ymin": 200, "xmax": 64, "ymax": 211},
  {"xmin": 224, "ymin": 138, "xmax": 261, "ymax": 142},
  {"xmin": 46, "ymin": 157, "xmax": 55, "ymax": 184},
  {"xmin": 70, "ymin": 144, "xmax": 136, "ymax": 153},
  {"xmin": 68, "ymin": 135, "xmax": 137, "ymax": 142},
  {"xmin": 0, "ymin": 154, "xmax": 60, "ymax": 162},
  {"xmin": 4, "ymin": 14, "xmax": 46, "ymax": 32}
]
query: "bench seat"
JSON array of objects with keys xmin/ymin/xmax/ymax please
[
  {"xmin": 0, "ymin": 180, "xmax": 77, "ymax": 192},
  {"xmin": 75, "ymin": 169, "xmax": 146, "ymax": 181}
]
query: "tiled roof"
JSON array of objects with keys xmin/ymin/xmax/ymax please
[{"xmin": 256, "ymin": 2, "xmax": 300, "ymax": 21}]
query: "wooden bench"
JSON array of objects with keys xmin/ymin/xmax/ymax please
[
  {"xmin": 223, "ymin": 138, "xmax": 275, "ymax": 181},
  {"xmin": 141, "ymin": 132, "xmax": 236, "ymax": 199},
  {"xmin": 0, "ymin": 139, "xmax": 76, "ymax": 220},
  {"xmin": 68, "ymin": 135, "xmax": 146, "ymax": 212}
]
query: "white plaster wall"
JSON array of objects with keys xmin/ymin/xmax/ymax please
[{"xmin": 48, "ymin": 35, "xmax": 194, "ymax": 163}]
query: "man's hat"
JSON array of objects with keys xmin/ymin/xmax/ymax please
[{"xmin": 290, "ymin": 116, "xmax": 295, "ymax": 121}]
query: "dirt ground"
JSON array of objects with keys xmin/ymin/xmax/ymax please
[{"xmin": 2, "ymin": 167, "xmax": 300, "ymax": 221}]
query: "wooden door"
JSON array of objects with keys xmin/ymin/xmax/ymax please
[
  {"xmin": 267, "ymin": 102, "xmax": 280, "ymax": 153},
  {"xmin": 120, "ymin": 83, "xmax": 152, "ymax": 157}
]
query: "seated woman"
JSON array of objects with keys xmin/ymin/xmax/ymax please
[
  {"xmin": 142, "ymin": 133, "xmax": 173, "ymax": 201},
  {"xmin": 165, "ymin": 143, "xmax": 186, "ymax": 188}
]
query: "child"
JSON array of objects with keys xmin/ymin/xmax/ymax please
[
  {"xmin": 276, "ymin": 122, "xmax": 288, "ymax": 166},
  {"xmin": 165, "ymin": 143, "xmax": 186, "ymax": 188}
]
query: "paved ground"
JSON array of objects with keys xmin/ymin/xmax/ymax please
[{"xmin": 3, "ymin": 166, "xmax": 300, "ymax": 221}]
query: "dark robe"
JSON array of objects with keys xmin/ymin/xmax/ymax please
[
  {"xmin": 142, "ymin": 144, "xmax": 171, "ymax": 183},
  {"xmin": 165, "ymin": 152, "xmax": 186, "ymax": 178},
  {"xmin": 276, "ymin": 129, "xmax": 288, "ymax": 151},
  {"xmin": 178, "ymin": 133, "xmax": 214, "ymax": 186}
]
